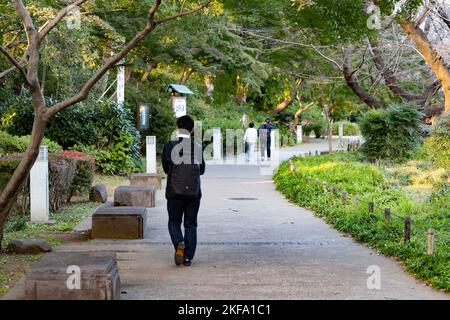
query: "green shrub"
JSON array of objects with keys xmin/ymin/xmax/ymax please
[
  {"xmin": 332, "ymin": 121, "xmax": 360, "ymax": 136},
  {"xmin": 360, "ymin": 104, "xmax": 422, "ymax": 162},
  {"xmin": 74, "ymin": 131, "xmax": 142, "ymax": 175},
  {"xmin": 0, "ymin": 131, "xmax": 62, "ymax": 155},
  {"xmin": 424, "ymin": 114, "xmax": 450, "ymax": 168},
  {"xmin": 301, "ymin": 106, "xmax": 327, "ymax": 138}
]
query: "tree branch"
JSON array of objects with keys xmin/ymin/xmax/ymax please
[
  {"xmin": 155, "ymin": 0, "xmax": 213, "ymax": 25},
  {"xmin": 0, "ymin": 46, "xmax": 32, "ymax": 86},
  {"xmin": 46, "ymin": 0, "xmax": 212, "ymax": 118},
  {"xmin": 343, "ymin": 45, "xmax": 384, "ymax": 109},
  {"xmin": 310, "ymin": 44, "xmax": 343, "ymax": 71}
]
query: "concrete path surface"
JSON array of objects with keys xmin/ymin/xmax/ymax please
[{"xmin": 6, "ymin": 138, "xmax": 449, "ymax": 300}]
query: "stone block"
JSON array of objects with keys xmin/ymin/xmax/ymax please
[
  {"xmin": 129, "ymin": 173, "xmax": 162, "ymax": 189},
  {"xmin": 114, "ymin": 185, "xmax": 156, "ymax": 208},
  {"xmin": 8, "ymin": 238, "xmax": 52, "ymax": 255},
  {"xmin": 92, "ymin": 205, "xmax": 148, "ymax": 239},
  {"xmin": 25, "ymin": 252, "xmax": 120, "ymax": 300},
  {"xmin": 89, "ymin": 184, "xmax": 108, "ymax": 203}
]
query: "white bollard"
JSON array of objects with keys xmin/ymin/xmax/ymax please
[
  {"xmin": 270, "ymin": 130, "xmax": 276, "ymax": 158},
  {"xmin": 297, "ymin": 125, "xmax": 303, "ymax": 144},
  {"xmin": 146, "ymin": 136, "xmax": 157, "ymax": 174},
  {"xmin": 30, "ymin": 146, "xmax": 49, "ymax": 223},
  {"xmin": 213, "ymin": 127, "xmax": 222, "ymax": 161},
  {"xmin": 339, "ymin": 122, "xmax": 344, "ymax": 147}
]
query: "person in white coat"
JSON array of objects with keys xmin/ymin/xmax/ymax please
[{"xmin": 243, "ymin": 122, "xmax": 257, "ymax": 161}]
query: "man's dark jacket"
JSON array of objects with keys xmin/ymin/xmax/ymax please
[{"xmin": 162, "ymin": 137, "xmax": 206, "ymax": 199}]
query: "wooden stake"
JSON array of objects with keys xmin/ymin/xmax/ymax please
[
  {"xmin": 404, "ymin": 216, "xmax": 411, "ymax": 242},
  {"xmin": 354, "ymin": 196, "xmax": 359, "ymax": 207},
  {"xmin": 368, "ymin": 201, "xmax": 374, "ymax": 214},
  {"xmin": 341, "ymin": 191, "xmax": 347, "ymax": 204},
  {"xmin": 427, "ymin": 229, "xmax": 435, "ymax": 255},
  {"xmin": 332, "ymin": 186, "xmax": 337, "ymax": 196},
  {"xmin": 384, "ymin": 208, "xmax": 391, "ymax": 224}
]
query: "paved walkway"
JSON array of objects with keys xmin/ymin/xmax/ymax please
[{"xmin": 6, "ymin": 138, "xmax": 449, "ymax": 299}]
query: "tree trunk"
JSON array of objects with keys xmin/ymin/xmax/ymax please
[
  {"xmin": 0, "ymin": 112, "xmax": 48, "ymax": 250},
  {"xmin": 343, "ymin": 46, "xmax": 384, "ymax": 109},
  {"xmin": 271, "ymin": 96, "xmax": 293, "ymax": 114},
  {"xmin": 292, "ymin": 101, "xmax": 315, "ymax": 130},
  {"xmin": 399, "ymin": 19, "xmax": 450, "ymax": 112}
]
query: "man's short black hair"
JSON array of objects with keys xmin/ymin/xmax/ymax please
[
  {"xmin": 265, "ymin": 117, "xmax": 271, "ymax": 123},
  {"xmin": 176, "ymin": 115, "xmax": 195, "ymax": 133},
  {"xmin": 249, "ymin": 122, "xmax": 254, "ymax": 128}
]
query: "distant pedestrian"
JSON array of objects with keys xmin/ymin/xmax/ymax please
[
  {"xmin": 162, "ymin": 115, "xmax": 206, "ymax": 266},
  {"xmin": 258, "ymin": 118, "xmax": 276, "ymax": 161},
  {"xmin": 243, "ymin": 122, "xmax": 257, "ymax": 161}
]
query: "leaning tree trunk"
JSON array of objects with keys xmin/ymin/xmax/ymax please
[
  {"xmin": 0, "ymin": 113, "xmax": 47, "ymax": 250},
  {"xmin": 271, "ymin": 97, "xmax": 294, "ymax": 115},
  {"xmin": 343, "ymin": 46, "xmax": 384, "ymax": 109},
  {"xmin": 400, "ymin": 19, "xmax": 450, "ymax": 112},
  {"xmin": 292, "ymin": 101, "xmax": 315, "ymax": 130}
]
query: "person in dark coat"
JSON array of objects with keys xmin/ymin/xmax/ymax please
[{"xmin": 162, "ymin": 115, "xmax": 205, "ymax": 266}]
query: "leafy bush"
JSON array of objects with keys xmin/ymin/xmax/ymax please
[
  {"xmin": 0, "ymin": 131, "xmax": 62, "ymax": 155},
  {"xmin": 332, "ymin": 121, "xmax": 360, "ymax": 136},
  {"xmin": 274, "ymin": 153, "xmax": 450, "ymax": 292},
  {"xmin": 360, "ymin": 104, "xmax": 422, "ymax": 162},
  {"xmin": 301, "ymin": 106, "xmax": 327, "ymax": 138},
  {"xmin": 74, "ymin": 131, "xmax": 142, "ymax": 175},
  {"xmin": 424, "ymin": 114, "xmax": 450, "ymax": 168}
]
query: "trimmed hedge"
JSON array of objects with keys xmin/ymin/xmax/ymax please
[{"xmin": 0, "ymin": 151, "xmax": 94, "ymax": 214}]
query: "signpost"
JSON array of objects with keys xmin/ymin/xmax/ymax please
[
  {"xmin": 117, "ymin": 63, "xmax": 125, "ymax": 109},
  {"xmin": 172, "ymin": 96, "xmax": 187, "ymax": 118},
  {"xmin": 297, "ymin": 125, "xmax": 303, "ymax": 144}
]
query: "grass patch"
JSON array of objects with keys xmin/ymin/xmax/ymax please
[
  {"xmin": 1, "ymin": 202, "xmax": 99, "ymax": 298},
  {"xmin": 274, "ymin": 152, "xmax": 450, "ymax": 292}
]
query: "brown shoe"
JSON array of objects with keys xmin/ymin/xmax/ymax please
[{"xmin": 174, "ymin": 242, "xmax": 185, "ymax": 266}]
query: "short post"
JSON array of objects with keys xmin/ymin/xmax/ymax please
[
  {"xmin": 353, "ymin": 196, "xmax": 359, "ymax": 207},
  {"xmin": 338, "ymin": 122, "xmax": 344, "ymax": 147},
  {"xmin": 146, "ymin": 136, "xmax": 157, "ymax": 174},
  {"xmin": 332, "ymin": 186, "xmax": 337, "ymax": 196},
  {"xmin": 427, "ymin": 229, "xmax": 435, "ymax": 255},
  {"xmin": 296, "ymin": 125, "xmax": 303, "ymax": 144},
  {"xmin": 213, "ymin": 127, "xmax": 222, "ymax": 161},
  {"xmin": 315, "ymin": 150, "xmax": 319, "ymax": 156},
  {"xmin": 384, "ymin": 208, "xmax": 391, "ymax": 224},
  {"xmin": 368, "ymin": 201, "xmax": 374, "ymax": 214},
  {"xmin": 309, "ymin": 151, "xmax": 312, "ymax": 156},
  {"xmin": 404, "ymin": 216, "xmax": 411, "ymax": 242},
  {"xmin": 341, "ymin": 191, "xmax": 347, "ymax": 205},
  {"xmin": 30, "ymin": 146, "xmax": 49, "ymax": 223}
]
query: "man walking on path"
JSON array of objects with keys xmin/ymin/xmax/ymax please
[
  {"xmin": 162, "ymin": 115, "xmax": 205, "ymax": 266},
  {"xmin": 258, "ymin": 118, "xmax": 276, "ymax": 161}
]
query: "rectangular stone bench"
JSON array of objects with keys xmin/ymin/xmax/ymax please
[
  {"xmin": 92, "ymin": 204, "xmax": 148, "ymax": 239},
  {"xmin": 114, "ymin": 185, "xmax": 156, "ymax": 208},
  {"xmin": 25, "ymin": 252, "xmax": 120, "ymax": 300},
  {"xmin": 130, "ymin": 173, "xmax": 162, "ymax": 190}
]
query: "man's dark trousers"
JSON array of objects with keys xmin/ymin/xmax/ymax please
[{"xmin": 167, "ymin": 198, "xmax": 200, "ymax": 260}]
